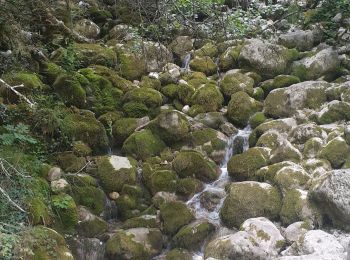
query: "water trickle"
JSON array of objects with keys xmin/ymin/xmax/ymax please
[
  {"xmin": 186, "ymin": 126, "xmax": 252, "ymax": 225},
  {"xmin": 182, "ymin": 53, "xmax": 191, "ymax": 71}
]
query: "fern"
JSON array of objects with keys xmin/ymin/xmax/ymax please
[{"xmin": 0, "ymin": 123, "xmax": 37, "ymax": 146}]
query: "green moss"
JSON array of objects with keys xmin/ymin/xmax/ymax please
[
  {"xmin": 188, "ymin": 104, "xmax": 206, "ymax": 117},
  {"xmin": 75, "ymin": 43, "xmax": 117, "ymax": 68},
  {"xmin": 256, "ymin": 229, "xmax": 271, "ymax": 241},
  {"xmin": 146, "ymin": 169, "xmax": 177, "ymax": 195},
  {"xmin": 219, "ymin": 45, "xmax": 242, "ymax": 71},
  {"xmin": 16, "ymin": 226, "xmax": 73, "ymax": 260},
  {"xmin": 57, "ymin": 152, "xmax": 86, "ymax": 172},
  {"xmin": 98, "ymin": 111, "xmax": 124, "ymax": 128},
  {"xmin": 280, "ymin": 189, "xmax": 304, "ymax": 225},
  {"xmin": 173, "ymin": 150, "xmax": 218, "ymax": 182},
  {"xmin": 61, "ymin": 113, "xmax": 109, "ymax": 153},
  {"xmin": 161, "ymin": 84, "xmax": 179, "ymax": 99},
  {"xmin": 40, "ymin": 62, "xmax": 66, "ymax": 84},
  {"xmin": 274, "ymin": 166, "xmax": 310, "ymax": 191},
  {"xmin": 71, "ymin": 186, "xmax": 105, "ymax": 215},
  {"xmin": 122, "ymin": 130, "xmax": 167, "ymax": 160},
  {"xmin": 112, "ymin": 118, "xmax": 138, "ymax": 146},
  {"xmin": 105, "ymin": 230, "xmax": 149, "ymax": 259},
  {"xmin": 177, "ymin": 83, "xmax": 195, "ymax": 104},
  {"xmin": 97, "ymin": 156, "xmax": 136, "ymax": 193},
  {"xmin": 227, "ymin": 91, "xmax": 263, "ymax": 127},
  {"xmin": 123, "ymin": 215, "xmax": 158, "ymax": 229},
  {"xmin": 220, "ymin": 72, "xmax": 254, "ymax": 97},
  {"xmin": 189, "ymin": 56, "xmax": 217, "ymax": 76},
  {"xmin": 123, "ymin": 88, "xmax": 163, "ymax": 108},
  {"xmin": 319, "ymin": 137, "xmax": 350, "ymax": 168},
  {"xmin": 122, "ymin": 102, "xmax": 149, "ymax": 118},
  {"xmin": 194, "ymin": 42, "xmax": 218, "ymax": 58},
  {"xmin": 317, "ymin": 101, "xmax": 350, "ymax": 124},
  {"xmin": 172, "ymin": 221, "xmax": 215, "ymax": 250},
  {"xmin": 228, "ymin": 147, "xmax": 269, "ymax": 181},
  {"xmin": 117, "ymin": 51, "xmax": 147, "ymax": 80},
  {"xmin": 220, "ymin": 182, "xmax": 282, "ymax": 228},
  {"xmin": 166, "ymin": 249, "xmax": 192, "ymax": 260},
  {"xmin": 77, "ymin": 214, "xmax": 108, "ymax": 237},
  {"xmin": 52, "ymin": 194, "xmax": 78, "ymax": 234},
  {"xmin": 191, "ymin": 83, "xmax": 224, "ymax": 112},
  {"xmin": 253, "ymin": 162, "xmax": 294, "ymax": 183},
  {"xmin": 292, "ymin": 64, "xmax": 309, "ymax": 81},
  {"xmin": 72, "ymin": 141, "xmax": 92, "ymax": 156},
  {"xmin": 3, "ymin": 71, "xmax": 45, "ymax": 91},
  {"xmin": 53, "ymin": 73, "xmax": 86, "ymax": 108},
  {"xmin": 87, "ymin": 7, "xmax": 112, "ymax": 23},
  {"xmin": 252, "ymin": 87, "xmax": 265, "ymax": 101},
  {"xmin": 160, "ymin": 201, "xmax": 194, "ymax": 235},
  {"xmin": 140, "ymin": 76, "xmax": 161, "ymax": 90},
  {"xmin": 249, "ymin": 112, "xmax": 266, "ymax": 129},
  {"xmin": 176, "ymin": 177, "xmax": 203, "ymax": 199},
  {"xmin": 28, "ymin": 197, "xmax": 53, "ymax": 226}
]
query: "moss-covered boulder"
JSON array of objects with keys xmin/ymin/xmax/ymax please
[
  {"xmin": 97, "ymin": 155, "xmax": 137, "ymax": 193},
  {"xmin": 303, "ymin": 137, "xmax": 324, "ymax": 159},
  {"xmin": 274, "ymin": 165, "xmax": 310, "ymax": 192},
  {"xmin": 194, "ymin": 42, "xmax": 218, "ymax": 58},
  {"xmin": 190, "ymin": 128, "xmax": 228, "ymax": 163},
  {"xmin": 56, "ymin": 152, "xmax": 86, "ymax": 173},
  {"xmin": 53, "ymin": 73, "xmax": 87, "ymax": 108},
  {"xmin": 172, "ymin": 220, "xmax": 215, "ymax": 250},
  {"xmin": 270, "ymin": 138, "xmax": 302, "ymax": 164},
  {"xmin": 220, "ymin": 181, "xmax": 282, "ymax": 228},
  {"xmin": 260, "ymin": 75, "xmax": 300, "ymax": 96},
  {"xmin": 253, "ymin": 161, "xmax": 296, "ymax": 183},
  {"xmin": 28, "ymin": 197, "xmax": 53, "ymax": 226},
  {"xmin": 169, "ymin": 36, "xmax": 193, "ymax": 60},
  {"xmin": 61, "ymin": 113, "xmax": 109, "ymax": 153},
  {"xmin": 219, "ymin": 45, "xmax": 242, "ymax": 71},
  {"xmin": 228, "ymin": 147, "xmax": 270, "ymax": 181},
  {"xmin": 172, "ymin": 150, "xmax": 219, "ymax": 182},
  {"xmin": 289, "ymin": 123, "xmax": 324, "ymax": 144},
  {"xmin": 249, "ymin": 112, "xmax": 266, "ymax": 129},
  {"xmin": 116, "ymin": 50, "xmax": 147, "ymax": 80},
  {"xmin": 16, "ymin": 226, "xmax": 73, "ymax": 260},
  {"xmin": 319, "ymin": 137, "xmax": 350, "ymax": 169},
  {"xmin": 148, "ymin": 110, "xmax": 190, "ymax": 144},
  {"xmin": 160, "ymin": 201, "xmax": 194, "ymax": 235},
  {"xmin": 105, "ymin": 228, "xmax": 163, "ymax": 259},
  {"xmin": 52, "ymin": 194, "xmax": 78, "ymax": 234},
  {"xmin": 220, "ymin": 72, "xmax": 254, "ymax": 97},
  {"xmin": 191, "ymin": 82, "xmax": 224, "ymax": 112},
  {"xmin": 194, "ymin": 112, "xmax": 226, "ymax": 129},
  {"xmin": 122, "ymin": 130, "xmax": 166, "ymax": 160},
  {"xmin": 166, "ymin": 249, "xmax": 192, "ymax": 260},
  {"xmin": 280, "ymin": 189, "xmax": 318, "ymax": 225},
  {"xmin": 76, "ymin": 206, "xmax": 108, "ymax": 238},
  {"xmin": 144, "ymin": 169, "xmax": 178, "ymax": 195},
  {"xmin": 317, "ymin": 100, "xmax": 350, "ymax": 124},
  {"xmin": 112, "ymin": 118, "xmax": 138, "ymax": 146},
  {"xmin": 123, "ymin": 87, "xmax": 163, "ymax": 108},
  {"xmin": 176, "ymin": 177, "xmax": 204, "ymax": 199},
  {"xmin": 139, "ymin": 76, "xmax": 161, "ymax": 90},
  {"xmin": 291, "ymin": 48, "xmax": 340, "ymax": 81},
  {"xmin": 123, "ymin": 215, "xmax": 158, "ymax": 229},
  {"xmin": 74, "ymin": 43, "xmax": 117, "ymax": 68},
  {"xmin": 40, "ymin": 62, "xmax": 66, "ymax": 84},
  {"xmin": 189, "ymin": 56, "xmax": 217, "ymax": 76},
  {"xmin": 264, "ymin": 81, "xmax": 329, "ymax": 118},
  {"xmin": 227, "ymin": 91, "xmax": 263, "ymax": 127},
  {"xmin": 238, "ymin": 39, "xmax": 299, "ymax": 78}
]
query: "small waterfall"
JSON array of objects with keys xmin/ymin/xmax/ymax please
[
  {"xmin": 182, "ymin": 53, "xmax": 191, "ymax": 72},
  {"xmin": 185, "ymin": 126, "xmax": 252, "ymax": 258}
]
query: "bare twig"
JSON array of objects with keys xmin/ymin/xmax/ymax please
[
  {"xmin": 0, "ymin": 79, "xmax": 36, "ymax": 108},
  {"xmin": 0, "ymin": 186, "xmax": 26, "ymax": 213}
]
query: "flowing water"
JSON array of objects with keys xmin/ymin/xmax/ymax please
[{"xmin": 186, "ymin": 126, "xmax": 252, "ymax": 258}]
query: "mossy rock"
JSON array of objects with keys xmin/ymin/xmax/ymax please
[
  {"xmin": 177, "ymin": 83, "xmax": 196, "ymax": 104},
  {"xmin": 194, "ymin": 42, "xmax": 218, "ymax": 58},
  {"xmin": 303, "ymin": 137, "xmax": 323, "ymax": 159},
  {"xmin": 252, "ymin": 87, "xmax": 265, "ymax": 101},
  {"xmin": 252, "ymin": 161, "xmax": 296, "ymax": 183},
  {"xmin": 122, "ymin": 101, "xmax": 149, "ymax": 118},
  {"xmin": 183, "ymin": 71, "xmax": 208, "ymax": 88},
  {"xmin": 172, "ymin": 220, "xmax": 215, "ymax": 250},
  {"xmin": 40, "ymin": 62, "xmax": 66, "ymax": 84},
  {"xmin": 270, "ymin": 139, "xmax": 302, "ymax": 164},
  {"xmin": 274, "ymin": 165, "xmax": 310, "ymax": 192},
  {"xmin": 122, "ymin": 130, "xmax": 167, "ymax": 160},
  {"xmin": 220, "ymin": 182, "xmax": 282, "ymax": 228},
  {"xmin": 97, "ymin": 155, "xmax": 137, "ymax": 193},
  {"xmin": 74, "ymin": 43, "xmax": 117, "ymax": 67},
  {"xmin": 117, "ymin": 50, "xmax": 148, "ymax": 80},
  {"xmin": 112, "ymin": 118, "xmax": 138, "ymax": 146},
  {"xmin": 219, "ymin": 45, "xmax": 242, "ymax": 71},
  {"xmin": 189, "ymin": 56, "xmax": 217, "ymax": 76},
  {"xmin": 220, "ymin": 72, "xmax": 254, "ymax": 97},
  {"xmin": 28, "ymin": 197, "xmax": 53, "ymax": 226},
  {"xmin": 176, "ymin": 177, "xmax": 203, "ymax": 199},
  {"xmin": 61, "ymin": 113, "xmax": 109, "ymax": 153},
  {"xmin": 260, "ymin": 75, "xmax": 300, "ymax": 95},
  {"xmin": 77, "ymin": 207, "xmax": 108, "ymax": 238},
  {"xmin": 172, "ymin": 150, "xmax": 219, "ymax": 183},
  {"xmin": 317, "ymin": 101, "xmax": 350, "ymax": 124},
  {"xmin": 228, "ymin": 147, "xmax": 270, "ymax": 181},
  {"xmin": 139, "ymin": 76, "xmax": 161, "ymax": 90},
  {"xmin": 98, "ymin": 111, "xmax": 124, "ymax": 128},
  {"xmin": 15, "ymin": 226, "xmax": 73, "ymax": 260},
  {"xmin": 57, "ymin": 152, "xmax": 86, "ymax": 173},
  {"xmin": 87, "ymin": 7, "xmax": 113, "ymax": 23},
  {"xmin": 70, "ymin": 185, "xmax": 105, "ymax": 215},
  {"xmin": 53, "ymin": 73, "xmax": 87, "ymax": 108},
  {"xmin": 166, "ymin": 248, "xmax": 192, "ymax": 260},
  {"xmin": 72, "ymin": 141, "xmax": 92, "ymax": 156},
  {"xmin": 161, "ymin": 84, "xmax": 179, "ymax": 99},
  {"xmin": 88, "ymin": 65, "xmax": 134, "ymax": 92},
  {"xmin": 52, "ymin": 194, "xmax": 78, "ymax": 234},
  {"xmin": 3, "ymin": 71, "xmax": 45, "ymax": 92},
  {"xmin": 319, "ymin": 137, "xmax": 350, "ymax": 169},
  {"xmin": 227, "ymin": 91, "xmax": 263, "ymax": 127},
  {"xmin": 160, "ymin": 201, "xmax": 194, "ymax": 235},
  {"xmin": 188, "ymin": 104, "xmax": 206, "ymax": 117},
  {"xmin": 105, "ymin": 228, "xmax": 163, "ymax": 259},
  {"xmin": 148, "ymin": 110, "xmax": 190, "ymax": 144},
  {"xmin": 191, "ymin": 83, "xmax": 224, "ymax": 112},
  {"xmin": 256, "ymin": 131, "xmax": 280, "ymax": 150},
  {"xmin": 249, "ymin": 112, "xmax": 266, "ymax": 129},
  {"xmin": 123, "ymin": 88, "xmax": 163, "ymax": 108},
  {"xmin": 144, "ymin": 169, "xmax": 178, "ymax": 195},
  {"xmin": 123, "ymin": 215, "xmax": 158, "ymax": 229}
]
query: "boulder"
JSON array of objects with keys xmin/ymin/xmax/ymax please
[
  {"xmin": 284, "ymin": 221, "xmax": 311, "ymax": 243},
  {"xmin": 191, "ymin": 83, "xmax": 224, "ymax": 112},
  {"xmin": 319, "ymin": 137, "xmax": 350, "ymax": 168},
  {"xmin": 220, "ymin": 181, "xmax": 282, "ymax": 228},
  {"xmin": 238, "ymin": 38, "xmax": 299, "ymax": 78},
  {"xmin": 317, "ymin": 100, "xmax": 350, "ymax": 124},
  {"xmin": 274, "ymin": 166, "xmax": 310, "ymax": 192},
  {"xmin": 220, "ymin": 71, "xmax": 254, "ymax": 97},
  {"xmin": 292, "ymin": 48, "xmax": 340, "ymax": 81},
  {"xmin": 189, "ymin": 56, "xmax": 217, "ymax": 76},
  {"xmin": 309, "ymin": 169, "xmax": 350, "ymax": 230},
  {"xmin": 278, "ymin": 29, "xmax": 317, "ymax": 51},
  {"xmin": 73, "ymin": 19, "xmax": 100, "ymax": 39},
  {"xmin": 76, "ymin": 206, "xmax": 108, "ymax": 238}
]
